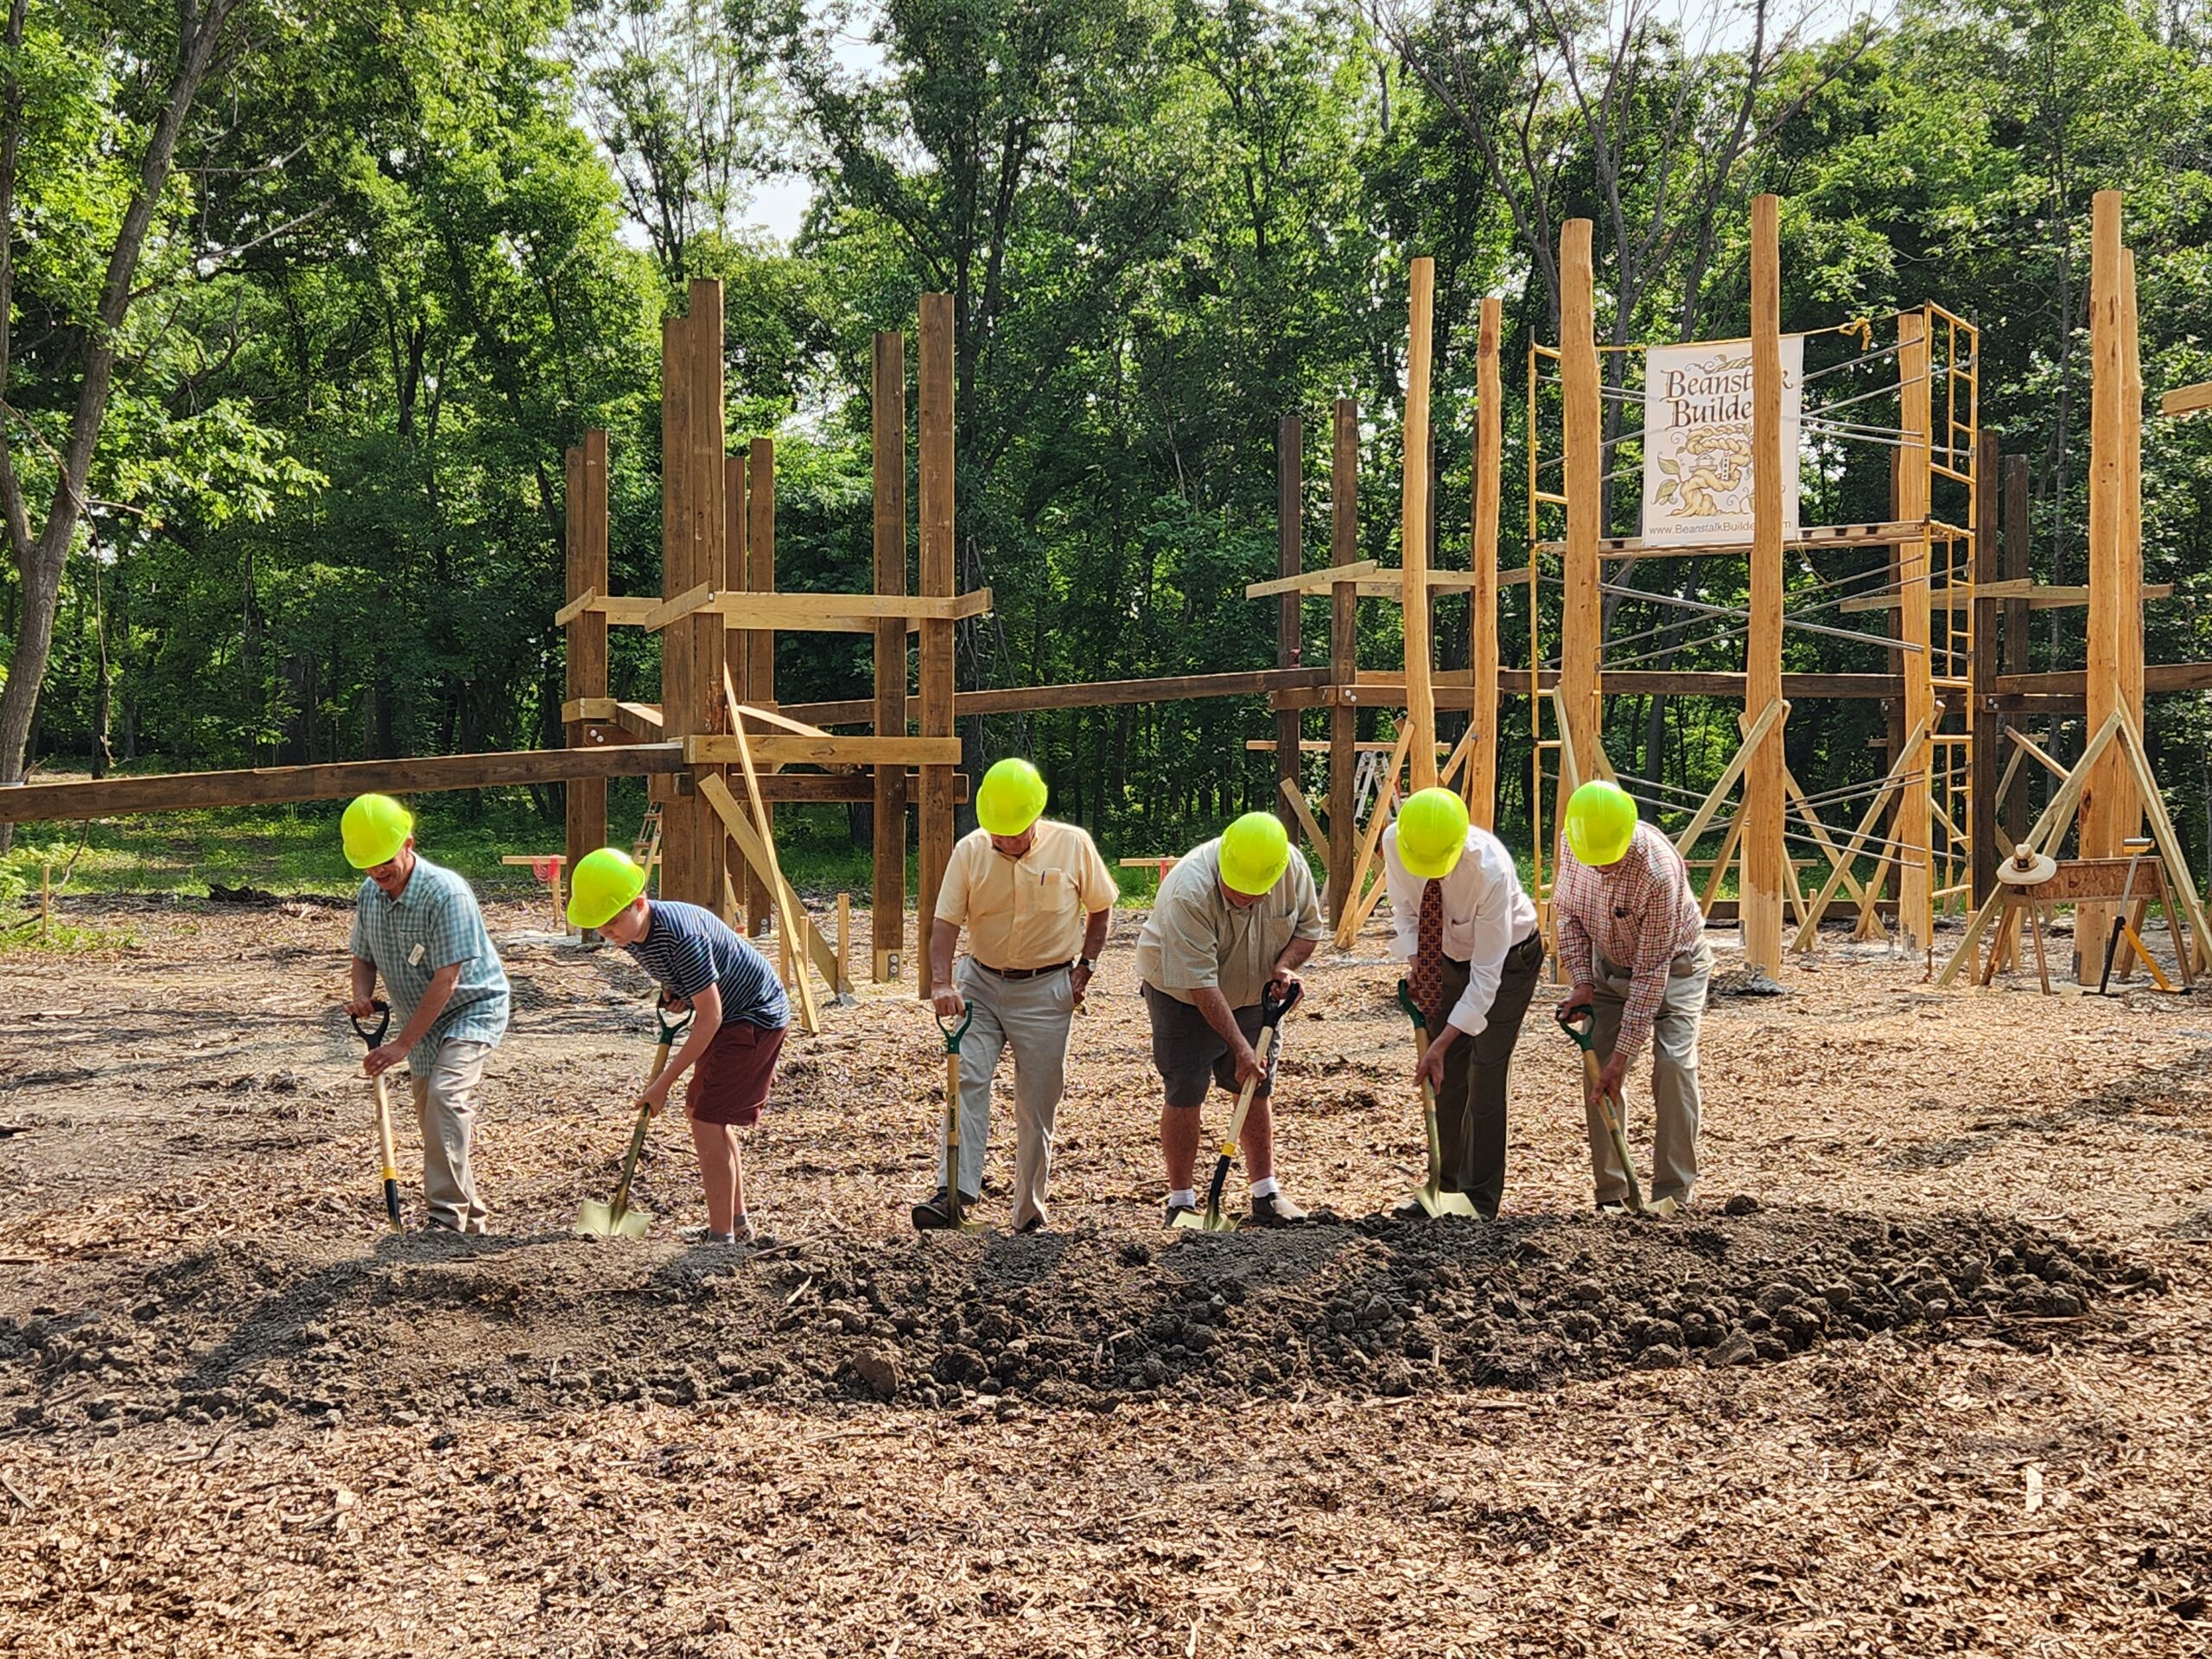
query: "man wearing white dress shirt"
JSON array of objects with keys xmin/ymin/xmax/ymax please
[{"xmin": 1381, "ymin": 787, "xmax": 1544, "ymax": 1218}]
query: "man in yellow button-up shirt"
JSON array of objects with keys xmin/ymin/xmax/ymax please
[{"xmin": 920, "ymin": 760, "xmax": 1117, "ymax": 1232}]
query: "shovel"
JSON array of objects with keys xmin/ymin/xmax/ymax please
[
  {"xmin": 1554, "ymin": 1001, "xmax": 1645, "ymax": 1216},
  {"xmin": 913, "ymin": 1004, "xmax": 983, "ymax": 1232},
  {"xmin": 1174, "ymin": 979, "xmax": 1302, "ymax": 1233},
  {"xmin": 349, "ymin": 1001, "xmax": 404, "ymax": 1231},
  {"xmin": 1395, "ymin": 982, "xmax": 1480, "ymax": 1218},
  {"xmin": 575, "ymin": 1000, "xmax": 692, "ymax": 1238}
]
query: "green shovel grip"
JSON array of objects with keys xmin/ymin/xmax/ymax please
[
  {"xmin": 938, "ymin": 1004, "xmax": 975, "ymax": 1052},
  {"xmin": 1395, "ymin": 980, "xmax": 1427, "ymax": 1035},
  {"xmin": 1554, "ymin": 999, "xmax": 1598, "ymax": 1054}
]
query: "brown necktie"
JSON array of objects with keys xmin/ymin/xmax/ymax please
[{"xmin": 1408, "ymin": 877, "xmax": 1446, "ymax": 1030}]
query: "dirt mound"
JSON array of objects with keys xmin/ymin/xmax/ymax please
[{"xmin": 0, "ymin": 1204, "xmax": 2162, "ymax": 1439}]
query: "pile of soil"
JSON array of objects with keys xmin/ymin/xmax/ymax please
[{"xmin": 2, "ymin": 1202, "xmax": 2162, "ymax": 1439}]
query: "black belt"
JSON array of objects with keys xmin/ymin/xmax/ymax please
[{"xmin": 973, "ymin": 959, "xmax": 1072, "ymax": 982}]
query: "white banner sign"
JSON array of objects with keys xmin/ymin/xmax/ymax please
[{"xmin": 1640, "ymin": 336, "xmax": 1802, "ymax": 546}]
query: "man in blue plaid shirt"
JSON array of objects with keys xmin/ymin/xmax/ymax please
[{"xmin": 340, "ymin": 794, "xmax": 510, "ymax": 1233}]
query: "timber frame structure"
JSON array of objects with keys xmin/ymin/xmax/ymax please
[{"xmin": 6, "ymin": 194, "xmax": 2212, "ymax": 1000}]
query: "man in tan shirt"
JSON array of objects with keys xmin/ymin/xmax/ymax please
[
  {"xmin": 922, "ymin": 759, "xmax": 1117, "ymax": 1232},
  {"xmin": 1134, "ymin": 811, "xmax": 1329, "ymax": 1227}
]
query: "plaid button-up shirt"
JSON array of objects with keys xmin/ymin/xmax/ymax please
[
  {"xmin": 349, "ymin": 856, "xmax": 510, "ymax": 1071},
  {"xmin": 1554, "ymin": 820, "xmax": 1703, "ymax": 1057}
]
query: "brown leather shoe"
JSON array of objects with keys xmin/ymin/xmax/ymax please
[{"xmin": 1244, "ymin": 1190, "xmax": 1307, "ymax": 1228}]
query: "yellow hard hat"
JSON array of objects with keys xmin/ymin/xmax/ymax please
[
  {"xmin": 1395, "ymin": 788, "xmax": 1470, "ymax": 879},
  {"xmin": 976, "ymin": 758, "xmax": 1047, "ymax": 837},
  {"xmin": 1218, "ymin": 810, "xmax": 1292, "ymax": 897},
  {"xmin": 567, "ymin": 846, "xmax": 649, "ymax": 930},
  {"xmin": 1564, "ymin": 780, "xmax": 1637, "ymax": 867},
  {"xmin": 340, "ymin": 793, "xmax": 413, "ymax": 869}
]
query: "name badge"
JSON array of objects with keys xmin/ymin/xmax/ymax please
[{"xmin": 409, "ymin": 943, "xmax": 426, "ymax": 966}]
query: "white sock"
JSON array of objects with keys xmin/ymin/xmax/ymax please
[
  {"xmin": 1169, "ymin": 1188, "xmax": 1197, "ymax": 1208},
  {"xmin": 1249, "ymin": 1176, "xmax": 1281, "ymax": 1199}
]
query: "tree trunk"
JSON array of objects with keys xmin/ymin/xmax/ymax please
[{"xmin": 0, "ymin": 0, "xmax": 239, "ymax": 841}]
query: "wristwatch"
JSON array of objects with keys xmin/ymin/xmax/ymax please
[{"xmin": 1077, "ymin": 957, "xmax": 1095, "ymax": 972}]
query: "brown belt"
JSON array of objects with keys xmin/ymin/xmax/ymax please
[{"xmin": 973, "ymin": 959, "xmax": 1073, "ymax": 982}]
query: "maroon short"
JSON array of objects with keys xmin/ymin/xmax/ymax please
[{"xmin": 685, "ymin": 1020, "xmax": 786, "ymax": 1127}]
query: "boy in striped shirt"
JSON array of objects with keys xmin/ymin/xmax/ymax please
[{"xmin": 568, "ymin": 849, "xmax": 790, "ymax": 1244}]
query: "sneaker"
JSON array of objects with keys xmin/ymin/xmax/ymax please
[
  {"xmin": 1244, "ymin": 1190, "xmax": 1308, "ymax": 1228},
  {"xmin": 912, "ymin": 1188, "xmax": 982, "ymax": 1230},
  {"xmin": 1164, "ymin": 1198, "xmax": 1202, "ymax": 1228}
]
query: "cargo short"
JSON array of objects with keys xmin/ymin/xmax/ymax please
[{"xmin": 1141, "ymin": 983, "xmax": 1282, "ymax": 1109}]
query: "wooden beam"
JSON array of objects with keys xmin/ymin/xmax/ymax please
[
  {"xmin": 2161, "ymin": 380, "xmax": 2212, "ymax": 418},
  {"xmin": 1996, "ymin": 661, "xmax": 2212, "ymax": 699},
  {"xmin": 1897, "ymin": 307, "xmax": 1934, "ymax": 952},
  {"xmin": 1470, "ymin": 296, "xmax": 1503, "ymax": 829},
  {"xmin": 1836, "ymin": 580, "xmax": 2171, "ymax": 612},
  {"xmin": 1276, "ymin": 414, "xmax": 1305, "ymax": 832},
  {"xmin": 0, "ymin": 743, "xmax": 690, "ymax": 823},
  {"xmin": 1274, "ymin": 670, "xmax": 1904, "ymax": 709},
  {"xmin": 683, "ymin": 734, "xmax": 961, "ymax": 767},
  {"xmin": 873, "ymin": 329, "xmax": 909, "ymax": 982},
  {"xmin": 658, "ymin": 308, "xmax": 708, "ymax": 908},
  {"xmin": 1278, "ymin": 775, "xmax": 1331, "ymax": 867},
  {"xmin": 639, "ymin": 588, "xmax": 990, "ymax": 632},
  {"xmin": 2000, "ymin": 454, "xmax": 2031, "ymax": 863},
  {"xmin": 2081, "ymin": 192, "xmax": 2137, "ymax": 981},
  {"xmin": 1970, "ymin": 431, "xmax": 2001, "ymax": 906},
  {"xmin": 1402, "ymin": 256, "xmax": 1439, "ymax": 792},
  {"xmin": 1332, "ymin": 721, "xmax": 1414, "ymax": 950},
  {"xmin": 1245, "ymin": 559, "xmax": 1377, "ymax": 599},
  {"xmin": 1789, "ymin": 709, "xmax": 1936, "ymax": 954},
  {"xmin": 685, "ymin": 282, "xmax": 732, "ymax": 918},
  {"xmin": 781, "ymin": 667, "xmax": 1336, "ymax": 728},
  {"xmin": 563, "ymin": 429, "xmax": 611, "ymax": 902},
  {"xmin": 916, "ymin": 293, "xmax": 957, "ymax": 1000},
  {"xmin": 725, "ymin": 450, "xmax": 757, "ymax": 931},
  {"xmin": 697, "ymin": 772, "xmax": 845, "ymax": 1025},
  {"xmin": 1560, "ymin": 219, "xmax": 1604, "ymax": 772},
  {"xmin": 1669, "ymin": 699, "xmax": 1789, "ymax": 861},
  {"xmin": 1534, "ymin": 519, "xmax": 1937, "ymax": 559},
  {"xmin": 725, "ymin": 689, "xmax": 818, "ymax": 1030},
  {"xmin": 554, "ymin": 586, "xmax": 599, "ymax": 629},
  {"xmin": 1328, "ymin": 397, "xmax": 1359, "ymax": 927},
  {"xmin": 1743, "ymin": 194, "xmax": 1786, "ymax": 975}
]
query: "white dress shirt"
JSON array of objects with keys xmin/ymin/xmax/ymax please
[{"xmin": 1381, "ymin": 822, "xmax": 1540, "ymax": 1037}]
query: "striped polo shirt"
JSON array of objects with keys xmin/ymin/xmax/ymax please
[
  {"xmin": 348, "ymin": 856, "xmax": 511, "ymax": 1069},
  {"xmin": 621, "ymin": 899, "xmax": 790, "ymax": 1031}
]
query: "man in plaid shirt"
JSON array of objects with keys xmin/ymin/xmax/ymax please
[{"xmin": 1552, "ymin": 782, "xmax": 1712, "ymax": 1211}]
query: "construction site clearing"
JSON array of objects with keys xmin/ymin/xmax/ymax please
[{"xmin": 2, "ymin": 893, "xmax": 2208, "ymax": 1656}]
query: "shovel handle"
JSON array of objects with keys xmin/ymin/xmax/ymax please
[
  {"xmin": 350, "ymin": 999, "xmax": 391, "ymax": 1050},
  {"xmin": 938, "ymin": 1004, "xmax": 975, "ymax": 1053},
  {"xmin": 654, "ymin": 997, "xmax": 694, "ymax": 1049},
  {"xmin": 1553, "ymin": 998, "xmax": 1597, "ymax": 1054}
]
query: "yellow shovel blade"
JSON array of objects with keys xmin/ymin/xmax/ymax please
[
  {"xmin": 1406, "ymin": 1184, "xmax": 1480, "ymax": 1218},
  {"xmin": 1170, "ymin": 1207, "xmax": 1210, "ymax": 1231},
  {"xmin": 574, "ymin": 1198, "xmax": 652, "ymax": 1238}
]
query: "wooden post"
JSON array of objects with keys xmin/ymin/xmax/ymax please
[
  {"xmin": 871, "ymin": 331, "xmax": 909, "ymax": 982},
  {"xmin": 1468, "ymin": 296, "xmax": 1503, "ymax": 829},
  {"xmin": 40, "ymin": 862, "xmax": 50, "ymax": 939},
  {"xmin": 1560, "ymin": 220, "xmax": 1604, "ymax": 778},
  {"xmin": 1743, "ymin": 194, "xmax": 1786, "ymax": 974},
  {"xmin": 689, "ymin": 283, "xmax": 731, "ymax": 918},
  {"xmin": 2081, "ymin": 192, "xmax": 2139, "ymax": 978},
  {"xmin": 836, "ymin": 891, "xmax": 854, "ymax": 995},
  {"xmin": 658, "ymin": 312, "xmax": 707, "ymax": 909},
  {"xmin": 745, "ymin": 437, "xmax": 777, "ymax": 937},
  {"xmin": 1327, "ymin": 397, "xmax": 1358, "ymax": 926},
  {"xmin": 1276, "ymin": 415, "xmax": 1304, "ymax": 828},
  {"xmin": 2001, "ymin": 455, "xmax": 2031, "ymax": 851},
  {"xmin": 1402, "ymin": 257, "xmax": 1439, "ymax": 792},
  {"xmin": 563, "ymin": 429, "xmax": 609, "ymax": 907},
  {"xmin": 1897, "ymin": 308, "xmax": 1934, "ymax": 952},
  {"xmin": 723, "ymin": 451, "xmax": 752, "ymax": 930},
  {"xmin": 1970, "ymin": 430, "xmax": 2002, "ymax": 906},
  {"xmin": 916, "ymin": 294, "xmax": 957, "ymax": 1000}
]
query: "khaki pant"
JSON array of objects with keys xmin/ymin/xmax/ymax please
[
  {"xmin": 950, "ymin": 959, "xmax": 1077, "ymax": 1230},
  {"xmin": 1586, "ymin": 943, "xmax": 1711, "ymax": 1205},
  {"xmin": 409, "ymin": 1039, "xmax": 493, "ymax": 1233}
]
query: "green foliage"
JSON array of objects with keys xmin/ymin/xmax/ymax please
[{"xmin": 10, "ymin": 0, "xmax": 2212, "ymax": 882}]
